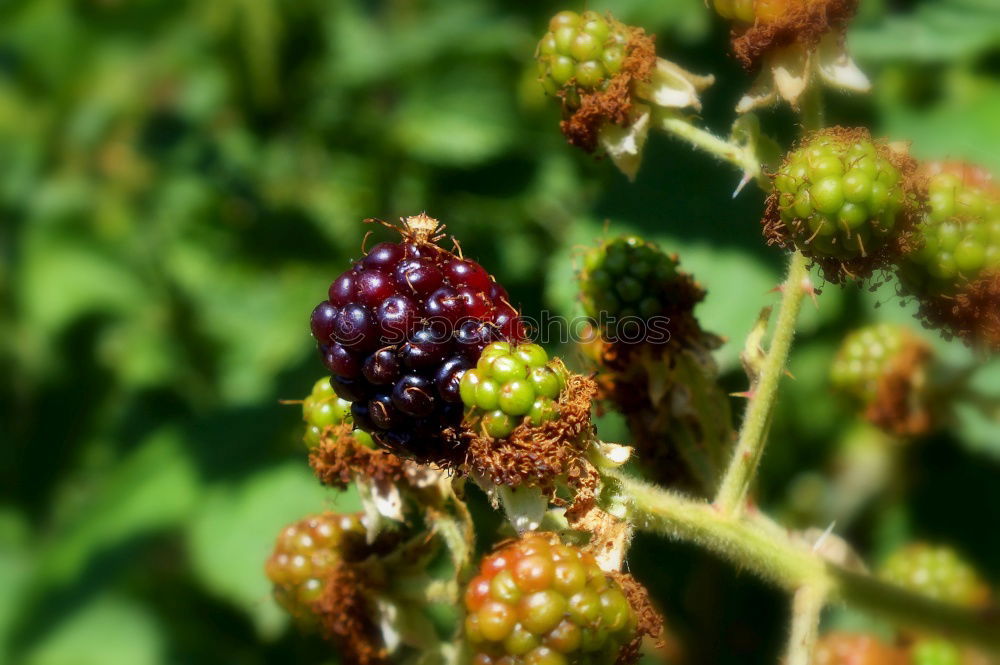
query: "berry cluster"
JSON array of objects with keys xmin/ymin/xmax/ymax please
[
  {"xmin": 536, "ymin": 11, "xmax": 629, "ymax": 103},
  {"xmin": 265, "ymin": 513, "xmax": 368, "ymax": 620},
  {"xmin": 813, "ymin": 632, "xmax": 904, "ymax": 665},
  {"xmin": 879, "ymin": 544, "xmax": 990, "ymax": 608},
  {"xmin": 579, "ymin": 235, "xmax": 701, "ymax": 346},
  {"xmin": 302, "ymin": 377, "xmax": 374, "ymax": 448},
  {"xmin": 899, "ymin": 163, "xmax": 1000, "ymax": 296},
  {"xmin": 460, "ymin": 342, "xmax": 567, "ymax": 439},
  {"xmin": 310, "ymin": 215, "xmax": 524, "ymax": 462},
  {"xmin": 767, "ymin": 128, "xmax": 914, "ymax": 281},
  {"xmin": 829, "ymin": 323, "xmax": 911, "ymax": 404},
  {"xmin": 464, "ymin": 534, "xmax": 638, "ymax": 665}
]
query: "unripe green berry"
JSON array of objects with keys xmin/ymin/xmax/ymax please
[
  {"xmin": 461, "ymin": 343, "xmax": 566, "ymax": 439},
  {"xmin": 829, "ymin": 323, "xmax": 910, "ymax": 403},
  {"xmin": 536, "ymin": 10, "xmax": 633, "ymax": 105},
  {"xmin": 768, "ymin": 128, "xmax": 914, "ymax": 280},
  {"xmin": 301, "ymin": 377, "xmax": 368, "ymax": 448},
  {"xmin": 879, "ymin": 543, "xmax": 990, "ymax": 608}
]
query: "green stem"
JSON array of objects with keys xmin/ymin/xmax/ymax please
[
  {"xmin": 605, "ymin": 471, "xmax": 1000, "ymax": 653},
  {"xmin": 653, "ymin": 111, "xmax": 765, "ymax": 189},
  {"xmin": 714, "ymin": 250, "xmax": 810, "ymax": 515},
  {"xmin": 799, "ymin": 85, "xmax": 825, "ymax": 133},
  {"xmin": 785, "ymin": 585, "xmax": 826, "ymax": 665}
]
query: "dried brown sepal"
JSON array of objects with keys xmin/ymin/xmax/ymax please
[
  {"xmin": 865, "ymin": 336, "xmax": 933, "ymax": 436},
  {"xmin": 762, "ymin": 127, "xmax": 926, "ymax": 284},
  {"xmin": 310, "ymin": 424, "xmax": 408, "ymax": 490},
  {"xmin": 464, "ymin": 374, "xmax": 597, "ymax": 495},
  {"xmin": 731, "ymin": 0, "xmax": 858, "ymax": 71},
  {"xmin": 609, "ymin": 571, "xmax": 667, "ymax": 665},
  {"xmin": 560, "ymin": 25, "xmax": 657, "ymax": 152},
  {"xmin": 314, "ymin": 565, "xmax": 387, "ymax": 665},
  {"xmin": 914, "ymin": 270, "xmax": 1000, "ymax": 352}
]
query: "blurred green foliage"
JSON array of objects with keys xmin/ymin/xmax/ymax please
[{"xmin": 1, "ymin": 0, "xmax": 998, "ymax": 663}]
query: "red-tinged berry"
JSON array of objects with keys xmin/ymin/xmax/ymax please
[
  {"xmin": 265, "ymin": 512, "xmax": 369, "ymax": 621},
  {"xmin": 910, "ymin": 639, "xmax": 964, "ymax": 665},
  {"xmin": 310, "ymin": 214, "xmax": 525, "ymax": 464},
  {"xmin": 302, "ymin": 377, "xmax": 375, "ymax": 449},
  {"xmin": 813, "ymin": 632, "xmax": 906, "ymax": 665},
  {"xmin": 897, "ymin": 162, "xmax": 1000, "ymax": 350},
  {"xmin": 460, "ymin": 342, "xmax": 567, "ymax": 439},
  {"xmin": 764, "ymin": 127, "xmax": 920, "ymax": 283},
  {"xmin": 879, "ymin": 543, "xmax": 991, "ymax": 608},
  {"xmin": 463, "ymin": 534, "xmax": 639, "ymax": 665}
]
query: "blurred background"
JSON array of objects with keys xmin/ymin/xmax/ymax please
[{"xmin": 1, "ymin": 0, "xmax": 999, "ymax": 663}]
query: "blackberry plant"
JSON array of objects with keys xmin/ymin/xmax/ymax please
[{"xmin": 272, "ymin": 6, "xmax": 1000, "ymax": 665}]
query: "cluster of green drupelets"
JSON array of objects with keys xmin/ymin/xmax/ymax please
[
  {"xmin": 464, "ymin": 533, "xmax": 637, "ymax": 665},
  {"xmin": 829, "ymin": 323, "xmax": 911, "ymax": 404},
  {"xmin": 302, "ymin": 377, "xmax": 374, "ymax": 448},
  {"xmin": 264, "ymin": 513, "xmax": 368, "ymax": 620},
  {"xmin": 773, "ymin": 131, "xmax": 907, "ymax": 263},
  {"xmin": 899, "ymin": 165, "xmax": 1000, "ymax": 296},
  {"xmin": 536, "ymin": 10, "xmax": 629, "ymax": 104},
  {"xmin": 579, "ymin": 236, "xmax": 685, "ymax": 331},
  {"xmin": 460, "ymin": 342, "xmax": 568, "ymax": 439},
  {"xmin": 878, "ymin": 543, "xmax": 991, "ymax": 609}
]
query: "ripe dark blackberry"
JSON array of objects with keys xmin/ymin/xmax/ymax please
[
  {"xmin": 463, "ymin": 533, "xmax": 639, "ymax": 665},
  {"xmin": 310, "ymin": 214, "xmax": 525, "ymax": 464},
  {"xmin": 302, "ymin": 377, "xmax": 375, "ymax": 449},
  {"xmin": 897, "ymin": 162, "xmax": 1000, "ymax": 349},
  {"xmin": 814, "ymin": 632, "xmax": 905, "ymax": 665},
  {"xmin": 764, "ymin": 127, "xmax": 919, "ymax": 283},
  {"xmin": 460, "ymin": 342, "xmax": 567, "ymax": 439},
  {"xmin": 264, "ymin": 512, "xmax": 368, "ymax": 621},
  {"xmin": 879, "ymin": 543, "xmax": 991, "ymax": 608}
]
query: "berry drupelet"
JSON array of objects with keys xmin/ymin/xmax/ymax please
[
  {"xmin": 460, "ymin": 342, "xmax": 567, "ymax": 439},
  {"xmin": 765, "ymin": 127, "xmax": 918, "ymax": 282},
  {"xmin": 265, "ymin": 513, "xmax": 368, "ymax": 621},
  {"xmin": 879, "ymin": 543, "xmax": 990, "ymax": 609},
  {"xmin": 829, "ymin": 323, "xmax": 916, "ymax": 403},
  {"xmin": 464, "ymin": 534, "xmax": 638, "ymax": 665},
  {"xmin": 302, "ymin": 376, "xmax": 374, "ymax": 448},
  {"xmin": 310, "ymin": 214, "xmax": 525, "ymax": 463}
]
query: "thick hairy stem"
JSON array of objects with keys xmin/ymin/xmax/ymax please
[
  {"xmin": 714, "ymin": 250, "xmax": 810, "ymax": 515},
  {"xmin": 606, "ymin": 471, "xmax": 1000, "ymax": 653},
  {"xmin": 653, "ymin": 111, "xmax": 765, "ymax": 189},
  {"xmin": 785, "ymin": 585, "xmax": 826, "ymax": 665}
]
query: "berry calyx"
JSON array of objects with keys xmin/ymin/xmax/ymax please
[
  {"xmin": 265, "ymin": 512, "xmax": 369, "ymax": 621},
  {"xmin": 578, "ymin": 235, "xmax": 705, "ymax": 349},
  {"xmin": 813, "ymin": 632, "xmax": 905, "ymax": 665},
  {"xmin": 310, "ymin": 215, "xmax": 525, "ymax": 464},
  {"xmin": 764, "ymin": 127, "xmax": 920, "ymax": 283},
  {"xmin": 302, "ymin": 377, "xmax": 375, "ymax": 449},
  {"xmin": 460, "ymin": 342, "xmax": 567, "ymax": 439},
  {"xmin": 463, "ymin": 534, "xmax": 639, "ymax": 665},
  {"xmin": 897, "ymin": 162, "xmax": 1000, "ymax": 349},
  {"xmin": 879, "ymin": 543, "xmax": 991, "ymax": 608}
]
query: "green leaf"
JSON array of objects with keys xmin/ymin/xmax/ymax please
[
  {"xmin": 185, "ymin": 462, "xmax": 360, "ymax": 638},
  {"xmin": 21, "ymin": 594, "xmax": 164, "ymax": 665},
  {"xmin": 39, "ymin": 429, "xmax": 199, "ymax": 585}
]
